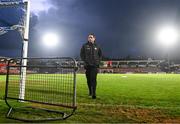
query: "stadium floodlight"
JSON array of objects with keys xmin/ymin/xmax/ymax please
[
  {"xmin": 42, "ymin": 33, "xmax": 59, "ymax": 47},
  {"xmin": 157, "ymin": 26, "xmax": 179, "ymax": 68},
  {"xmin": 157, "ymin": 26, "xmax": 179, "ymax": 47}
]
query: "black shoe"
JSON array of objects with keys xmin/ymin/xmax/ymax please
[{"xmin": 92, "ymin": 95, "xmax": 96, "ymax": 99}]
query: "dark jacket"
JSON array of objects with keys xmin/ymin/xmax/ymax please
[{"xmin": 80, "ymin": 42, "xmax": 102, "ymax": 67}]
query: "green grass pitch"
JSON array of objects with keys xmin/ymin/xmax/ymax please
[{"xmin": 0, "ymin": 74, "xmax": 180, "ymax": 122}]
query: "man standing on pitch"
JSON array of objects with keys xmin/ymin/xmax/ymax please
[{"xmin": 80, "ymin": 33, "xmax": 102, "ymax": 99}]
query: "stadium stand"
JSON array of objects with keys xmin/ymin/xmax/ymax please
[
  {"xmin": 76, "ymin": 59, "xmax": 179, "ymax": 74},
  {"xmin": 1, "ymin": 57, "xmax": 180, "ymax": 74},
  {"xmin": 0, "ymin": 57, "xmax": 19, "ymax": 74}
]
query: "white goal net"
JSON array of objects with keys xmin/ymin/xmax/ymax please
[{"xmin": 0, "ymin": 0, "xmax": 30, "ymax": 100}]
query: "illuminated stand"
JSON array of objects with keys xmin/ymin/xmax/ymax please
[{"xmin": 0, "ymin": 0, "xmax": 30, "ymax": 100}]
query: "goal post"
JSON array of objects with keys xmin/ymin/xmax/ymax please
[
  {"xmin": 0, "ymin": 0, "xmax": 30, "ymax": 100},
  {"xmin": 19, "ymin": 0, "xmax": 30, "ymax": 100}
]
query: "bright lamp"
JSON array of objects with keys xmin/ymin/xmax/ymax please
[
  {"xmin": 42, "ymin": 33, "xmax": 59, "ymax": 47},
  {"xmin": 157, "ymin": 26, "xmax": 179, "ymax": 46}
]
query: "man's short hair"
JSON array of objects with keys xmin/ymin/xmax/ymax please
[{"xmin": 88, "ymin": 33, "xmax": 96, "ymax": 38}]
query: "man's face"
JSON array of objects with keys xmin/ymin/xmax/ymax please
[{"xmin": 88, "ymin": 35, "xmax": 95, "ymax": 43}]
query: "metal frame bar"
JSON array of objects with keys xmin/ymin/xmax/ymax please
[
  {"xmin": 5, "ymin": 57, "xmax": 77, "ymax": 122},
  {"xmin": 6, "ymin": 106, "xmax": 77, "ymax": 122}
]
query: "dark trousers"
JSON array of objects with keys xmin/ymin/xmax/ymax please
[{"xmin": 85, "ymin": 66, "xmax": 98, "ymax": 96}]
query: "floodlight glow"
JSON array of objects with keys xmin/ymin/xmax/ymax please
[
  {"xmin": 157, "ymin": 27, "xmax": 179, "ymax": 46},
  {"xmin": 30, "ymin": 0, "xmax": 57, "ymax": 15},
  {"xmin": 42, "ymin": 33, "xmax": 59, "ymax": 47}
]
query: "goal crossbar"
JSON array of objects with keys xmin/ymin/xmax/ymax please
[{"xmin": 0, "ymin": 1, "xmax": 27, "ymax": 7}]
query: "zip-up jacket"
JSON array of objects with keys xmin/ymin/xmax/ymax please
[{"xmin": 80, "ymin": 42, "xmax": 102, "ymax": 67}]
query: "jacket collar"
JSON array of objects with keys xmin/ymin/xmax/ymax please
[{"xmin": 87, "ymin": 41, "xmax": 96, "ymax": 45}]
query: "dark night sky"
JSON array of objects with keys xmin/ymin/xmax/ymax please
[{"xmin": 0, "ymin": 0, "xmax": 180, "ymax": 59}]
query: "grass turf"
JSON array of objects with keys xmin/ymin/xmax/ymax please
[{"xmin": 0, "ymin": 74, "xmax": 180, "ymax": 122}]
